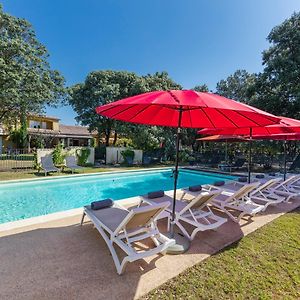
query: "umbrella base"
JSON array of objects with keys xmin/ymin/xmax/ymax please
[{"xmin": 165, "ymin": 232, "xmax": 190, "ymax": 254}]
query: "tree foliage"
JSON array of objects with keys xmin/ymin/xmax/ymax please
[
  {"xmin": 0, "ymin": 5, "xmax": 65, "ymax": 123},
  {"xmin": 216, "ymin": 70, "xmax": 256, "ymax": 103},
  {"xmin": 252, "ymin": 12, "xmax": 300, "ymax": 118},
  {"xmin": 68, "ymin": 70, "xmax": 181, "ymax": 147}
]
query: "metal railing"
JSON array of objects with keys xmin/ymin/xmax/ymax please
[{"xmin": 0, "ymin": 149, "xmax": 35, "ymax": 172}]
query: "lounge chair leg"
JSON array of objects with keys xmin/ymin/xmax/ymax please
[{"xmin": 80, "ymin": 212, "xmax": 86, "ymax": 225}]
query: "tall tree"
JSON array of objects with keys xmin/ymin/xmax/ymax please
[
  {"xmin": 216, "ymin": 70, "xmax": 256, "ymax": 103},
  {"xmin": 251, "ymin": 12, "xmax": 300, "ymax": 118},
  {"xmin": 193, "ymin": 84, "xmax": 209, "ymax": 92},
  {"xmin": 68, "ymin": 71, "xmax": 145, "ymax": 145},
  {"xmin": 0, "ymin": 5, "xmax": 65, "ymax": 124}
]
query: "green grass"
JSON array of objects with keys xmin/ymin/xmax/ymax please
[
  {"xmin": 143, "ymin": 209, "xmax": 300, "ymax": 300},
  {"xmin": 0, "ymin": 165, "xmax": 168, "ymax": 181}
]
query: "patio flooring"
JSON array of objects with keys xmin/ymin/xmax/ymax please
[{"xmin": 0, "ymin": 193, "xmax": 299, "ymax": 300}]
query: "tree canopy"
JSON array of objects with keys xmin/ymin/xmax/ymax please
[
  {"xmin": 215, "ymin": 13, "xmax": 300, "ymax": 119},
  {"xmin": 68, "ymin": 70, "xmax": 182, "ymax": 146},
  {"xmin": 0, "ymin": 5, "xmax": 65, "ymax": 123}
]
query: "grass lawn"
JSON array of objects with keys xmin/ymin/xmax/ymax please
[
  {"xmin": 143, "ymin": 208, "xmax": 300, "ymax": 300},
  {"xmin": 0, "ymin": 165, "xmax": 169, "ymax": 181}
]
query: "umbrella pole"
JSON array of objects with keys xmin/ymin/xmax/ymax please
[
  {"xmin": 171, "ymin": 108, "xmax": 183, "ymax": 237},
  {"xmin": 248, "ymin": 128, "xmax": 253, "ymax": 183},
  {"xmin": 166, "ymin": 107, "xmax": 190, "ymax": 254},
  {"xmin": 283, "ymin": 139, "xmax": 287, "ymax": 181},
  {"xmin": 225, "ymin": 140, "xmax": 228, "ymax": 164}
]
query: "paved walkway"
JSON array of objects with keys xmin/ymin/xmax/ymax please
[{"xmin": 0, "ymin": 194, "xmax": 299, "ymax": 300}]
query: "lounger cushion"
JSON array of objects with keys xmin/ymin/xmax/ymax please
[
  {"xmin": 214, "ymin": 181, "xmax": 225, "ymax": 186},
  {"xmin": 256, "ymin": 174, "xmax": 265, "ymax": 179},
  {"xmin": 238, "ymin": 177, "xmax": 247, "ymax": 182},
  {"xmin": 188, "ymin": 185, "xmax": 202, "ymax": 192},
  {"xmin": 148, "ymin": 190, "xmax": 164, "ymax": 199},
  {"xmin": 268, "ymin": 172, "xmax": 276, "ymax": 176},
  {"xmin": 91, "ymin": 199, "xmax": 113, "ymax": 210}
]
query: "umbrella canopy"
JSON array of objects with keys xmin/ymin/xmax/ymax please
[
  {"xmin": 198, "ymin": 116, "xmax": 300, "ymax": 136},
  {"xmin": 96, "ymin": 90, "xmax": 280, "ymax": 128},
  {"xmin": 197, "ymin": 134, "xmax": 248, "ymax": 142},
  {"xmin": 96, "ymin": 90, "xmax": 280, "ymax": 249},
  {"xmin": 252, "ymin": 132, "xmax": 300, "ymax": 141}
]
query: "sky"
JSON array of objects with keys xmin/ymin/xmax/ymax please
[{"xmin": 2, "ymin": 0, "xmax": 300, "ymax": 125}]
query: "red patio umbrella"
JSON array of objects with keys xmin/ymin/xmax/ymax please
[
  {"xmin": 198, "ymin": 116, "xmax": 300, "ymax": 182},
  {"xmin": 96, "ymin": 90, "xmax": 280, "ymax": 250},
  {"xmin": 198, "ymin": 116, "xmax": 300, "ymax": 136}
]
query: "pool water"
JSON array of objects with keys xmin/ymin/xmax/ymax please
[{"xmin": 0, "ymin": 169, "xmax": 236, "ymax": 224}]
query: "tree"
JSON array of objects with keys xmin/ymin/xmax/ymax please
[
  {"xmin": 0, "ymin": 5, "xmax": 65, "ymax": 124},
  {"xmin": 215, "ymin": 70, "xmax": 256, "ymax": 103},
  {"xmin": 193, "ymin": 84, "xmax": 209, "ymax": 92},
  {"xmin": 69, "ymin": 71, "xmax": 182, "ymax": 147},
  {"xmin": 251, "ymin": 12, "xmax": 300, "ymax": 118},
  {"xmin": 68, "ymin": 71, "xmax": 145, "ymax": 146}
]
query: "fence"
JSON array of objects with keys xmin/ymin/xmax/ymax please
[{"xmin": 0, "ymin": 149, "xmax": 35, "ymax": 172}]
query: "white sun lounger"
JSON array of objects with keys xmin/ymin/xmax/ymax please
[
  {"xmin": 203, "ymin": 182, "xmax": 265, "ymax": 223},
  {"xmin": 267, "ymin": 175, "xmax": 300, "ymax": 201},
  {"xmin": 141, "ymin": 191, "xmax": 227, "ymax": 241},
  {"xmin": 243, "ymin": 178, "xmax": 285, "ymax": 209},
  {"xmin": 81, "ymin": 202, "xmax": 174, "ymax": 275}
]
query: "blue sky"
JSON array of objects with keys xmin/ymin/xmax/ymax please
[{"xmin": 2, "ymin": 0, "xmax": 300, "ymax": 125}]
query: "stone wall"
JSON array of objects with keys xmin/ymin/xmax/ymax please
[
  {"xmin": 106, "ymin": 147, "xmax": 143, "ymax": 164},
  {"xmin": 36, "ymin": 147, "xmax": 95, "ymax": 164}
]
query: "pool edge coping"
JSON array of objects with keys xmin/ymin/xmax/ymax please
[
  {"xmin": 0, "ymin": 194, "xmax": 147, "ymax": 233},
  {"xmin": 0, "ymin": 166, "xmax": 172, "ymax": 185}
]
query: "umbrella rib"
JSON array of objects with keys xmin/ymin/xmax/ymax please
[
  {"xmin": 237, "ymin": 111, "xmax": 274, "ymax": 127},
  {"xmin": 108, "ymin": 104, "xmax": 139, "ymax": 118},
  {"xmin": 214, "ymin": 108, "xmax": 239, "ymax": 128},
  {"xmin": 127, "ymin": 105, "xmax": 152, "ymax": 122},
  {"xmin": 200, "ymin": 107, "xmax": 216, "ymax": 128}
]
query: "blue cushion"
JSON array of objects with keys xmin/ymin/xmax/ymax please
[
  {"xmin": 268, "ymin": 172, "xmax": 276, "ymax": 177},
  {"xmin": 148, "ymin": 190, "xmax": 165, "ymax": 199},
  {"xmin": 91, "ymin": 199, "xmax": 113, "ymax": 210},
  {"xmin": 188, "ymin": 185, "xmax": 202, "ymax": 192},
  {"xmin": 238, "ymin": 177, "xmax": 247, "ymax": 182},
  {"xmin": 214, "ymin": 180, "xmax": 225, "ymax": 186},
  {"xmin": 256, "ymin": 174, "xmax": 265, "ymax": 179}
]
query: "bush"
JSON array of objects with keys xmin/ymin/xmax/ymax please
[
  {"xmin": 52, "ymin": 144, "xmax": 65, "ymax": 165},
  {"xmin": 76, "ymin": 148, "xmax": 91, "ymax": 166}
]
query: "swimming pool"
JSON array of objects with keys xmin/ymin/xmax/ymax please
[{"xmin": 0, "ymin": 169, "xmax": 236, "ymax": 224}]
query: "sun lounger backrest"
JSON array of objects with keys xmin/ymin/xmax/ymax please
[
  {"xmin": 228, "ymin": 182, "xmax": 259, "ymax": 202},
  {"xmin": 115, "ymin": 202, "xmax": 169, "ymax": 233},
  {"xmin": 179, "ymin": 191, "xmax": 220, "ymax": 215},
  {"xmin": 41, "ymin": 156, "xmax": 55, "ymax": 168},
  {"xmin": 276, "ymin": 175, "xmax": 297, "ymax": 189},
  {"xmin": 254, "ymin": 178, "xmax": 281, "ymax": 193},
  {"xmin": 66, "ymin": 156, "xmax": 77, "ymax": 166}
]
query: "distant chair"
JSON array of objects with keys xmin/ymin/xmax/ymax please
[
  {"xmin": 65, "ymin": 156, "xmax": 84, "ymax": 173},
  {"xmin": 41, "ymin": 156, "xmax": 59, "ymax": 176},
  {"xmin": 219, "ymin": 158, "xmax": 246, "ymax": 172},
  {"xmin": 289, "ymin": 154, "xmax": 300, "ymax": 171}
]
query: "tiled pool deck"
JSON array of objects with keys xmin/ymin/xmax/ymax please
[{"xmin": 0, "ymin": 190, "xmax": 299, "ymax": 300}]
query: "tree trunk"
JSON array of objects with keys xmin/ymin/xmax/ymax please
[
  {"xmin": 104, "ymin": 128, "xmax": 111, "ymax": 146},
  {"xmin": 113, "ymin": 132, "xmax": 118, "ymax": 145}
]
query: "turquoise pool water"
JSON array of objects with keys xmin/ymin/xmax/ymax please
[{"xmin": 0, "ymin": 169, "xmax": 236, "ymax": 224}]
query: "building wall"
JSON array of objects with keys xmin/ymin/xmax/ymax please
[{"xmin": 27, "ymin": 116, "xmax": 59, "ymax": 131}]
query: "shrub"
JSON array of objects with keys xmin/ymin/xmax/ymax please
[
  {"xmin": 52, "ymin": 144, "xmax": 65, "ymax": 165},
  {"xmin": 76, "ymin": 148, "xmax": 91, "ymax": 166},
  {"xmin": 121, "ymin": 149, "xmax": 135, "ymax": 164}
]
